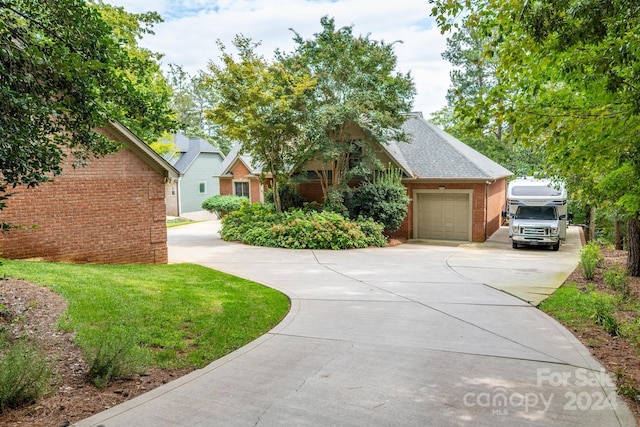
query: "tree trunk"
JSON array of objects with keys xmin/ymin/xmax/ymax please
[
  {"xmin": 628, "ymin": 215, "xmax": 640, "ymax": 277},
  {"xmin": 615, "ymin": 219, "xmax": 624, "ymax": 250}
]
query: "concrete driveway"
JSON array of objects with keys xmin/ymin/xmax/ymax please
[{"xmin": 76, "ymin": 222, "xmax": 635, "ymax": 426}]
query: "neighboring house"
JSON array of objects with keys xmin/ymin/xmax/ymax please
[
  {"xmin": 0, "ymin": 121, "xmax": 180, "ymax": 264},
  {"xmin": 216, "ymin": 113, "xmax": 512, "ymax": 243},
  {"xmin": 164, "ymin": 133, "xmax": 225, "ymax": 216},
  {"xmin": 217, "ymin": 144, "xmax": 270, "ymax": 203}
]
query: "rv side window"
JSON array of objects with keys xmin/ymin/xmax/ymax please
[{"xmin": 515, "ymin": 206, "xmax": 558, "ymax": 220}]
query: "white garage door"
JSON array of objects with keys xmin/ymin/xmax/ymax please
[{"xmin": 416, "ymin": 192, "xmax": 470, "ymax": 241}]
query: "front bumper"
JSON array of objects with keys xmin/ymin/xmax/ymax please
[{"xmin": 512, "ymin": 235, "xmax": 559, "ymax": 246}]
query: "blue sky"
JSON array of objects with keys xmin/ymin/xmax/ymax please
[{"xmin": 106, "ymin": 0, "xmax": 453, "ymax": 116}]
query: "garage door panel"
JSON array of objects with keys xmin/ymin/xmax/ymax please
[{"xmin": 416, "ymin": 193, "xmax": 470, "ymax": 241}]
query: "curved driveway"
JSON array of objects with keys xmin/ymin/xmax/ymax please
[{"xmin": 77, "ymin": 222, "xmax": 635, "ymax": 426}]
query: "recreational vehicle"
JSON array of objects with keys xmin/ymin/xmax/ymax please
[{"xmin": 506, "ymin": 177, "xmax": 568, "ymax": 251}]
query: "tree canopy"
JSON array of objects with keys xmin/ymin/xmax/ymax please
[
  {"xmin": 207, "ymin": 16, "xmax": 415, "ymax": 211},
  {"xmin": 206, "ymin": 35, "xmax": 316, "ymax": 212},
  {"xmin": 289, "ymin": 16, "xmax": 416, "ymax": 201},
  {"xmin": 430, "ymin": 0, "xmax": 640, "ymax": 274},
  {"xmin": 0, "ymin": 0, "xmax": 174, "ymax": 210}
]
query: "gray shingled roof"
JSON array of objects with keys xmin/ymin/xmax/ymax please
[
  {"xmin": 218, "ymin": 143, "xmax": 263, "ymax": 176},
  {"xmin": 164, "ymin": 133, "xmax": 224, "ymax": 174},
  {"xmin": 392, "ymin": 114, "xmax": 513, "ymax": 180}
]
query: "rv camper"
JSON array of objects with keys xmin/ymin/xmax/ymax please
[{"xmin": 506, "ymin": 177, "xmax": 568, "ymax": 251}]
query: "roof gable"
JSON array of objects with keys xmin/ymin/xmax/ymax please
[
  {"xmin": 392, "ymin": 114, "xmax": 513, "ymax": 180},
  {"xmin": 105, "ymin": 121, "xmax": 180, "ymax": 181},
  {"xmin": 218, "ymin": 144, "xmax": 262, "ymax": 176},
  {"xmin": 166, "ymin": 133, "xmax": 224, "ymax": 174}
]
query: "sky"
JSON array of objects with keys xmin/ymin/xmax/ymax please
[{"xmin": 106, "ymin": 0, "xmax": 453, "ymax": 117}]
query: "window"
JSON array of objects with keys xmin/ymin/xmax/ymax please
[
  {"xmin": 234, "ymin": 181, "xmax": 250, "ymax": 198},
  {"xmin": 170, "ymin": 186, "xmax": 176, "ymax": 196},
  {"xmin": 198, "ymin": 181, "xmax": 206, "ymax": 194}
]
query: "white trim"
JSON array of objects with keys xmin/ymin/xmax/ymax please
[{"xmin": 412, "ymin": 189, "xmax": 473, "ymax": 241}]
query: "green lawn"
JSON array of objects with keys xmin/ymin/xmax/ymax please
[
  {"xmin": 166, "ymin": 218, "xmax": 200, "ymax": 228},
  {"xmin": 0, "ymin": 260, "xmax": 289, "ymax": 369}
]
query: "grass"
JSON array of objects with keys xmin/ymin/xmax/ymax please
[
  {"xmin": 539, "ymin": 283, "xmax": 619, "ymax": 331},
  {"xmin": 0, "ymin": 260, "xmax": 290, "ymax": 369},
  {"xmin": 166, "ymin": 218, "xmax": 200, "ymax": 228}
]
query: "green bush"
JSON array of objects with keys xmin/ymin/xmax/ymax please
[
  {"xmin": 265, "ymin": 183, "xmax": 307, "ymax": 211},
  {"xmin": 348, "ymin": 168, "xmax": 410, "ymax": 232},
  {"xmin": 220, "ymin": 203, "xmax": 387, "ymax": 249},
  {"xmin": 603, "ymin": 264, "xmax": 630, "ymax": 296},
  {"xmin": 202, "ymin": 195, "xmax": 248, "ymax": 218},
  {"xmin": 591, "ymin": 298, "xmax": 621, "ymax": 337},
  {"xmin": 0, "ymin": 333, "xmax": 53, "ymax": 412},
  {"xmin": 580, "ymin": 241, "xmax": 603, "ymax": 280},
  {"xmin": 81, "ymin": 329, "xmax": 147, "ymax": 388}
]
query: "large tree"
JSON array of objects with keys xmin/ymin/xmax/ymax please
[
  {"xmin": 206, "ymin": 36, "xmax": 316, "ymax": 213},
  {"xmin": 166, "ymin": 64, "xmax": 232, "ymax": 153},
  {"xmin": 430, "ymin": 22, "xmax": 542, "ymax": 176},
  {"xmin": 0, "ymin": 0, "xmax": 174, "ymax": 211},
  {"xmin": 430, "ymin": 0, "xmax": 640, "ymax": 275},
  {"xmin": 288, "ymin": 16, "xmax": 416, "ymax": 202}
]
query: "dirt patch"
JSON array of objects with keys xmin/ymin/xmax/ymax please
[
  {"xmin": 0, "ymin": 279, "xmax": 194, "ymax": 427},
  {"xmin": 555, "ymin": 248, "xmax": 640, "ymax": 423}
]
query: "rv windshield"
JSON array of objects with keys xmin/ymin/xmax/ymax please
[{"xmin": 515, "ymin": 206, "xmax": 557, "ymax": 220}]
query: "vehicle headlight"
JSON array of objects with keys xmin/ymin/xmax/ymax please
[
  {"xmin": 512, "ymin": 225, "xmax": 519, "ymax": 233},
  {"xmin": 550, "ymin": 227, "xmax": 558, "ymax": 234}
]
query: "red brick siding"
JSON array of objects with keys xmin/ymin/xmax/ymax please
[
  {"xmin": 0, "ymin": 146, "xmax": 168, "ymax": 264},
  {"xmin": 219, "ymin": 178, "xmax": 232, "ymax": 196},
  {"xmin": 486, "ymin": 178, "xmax": 508, "ymax": 236},
  {"xmin": 297, "ymin": 183, "xmax": 325, "ymax": 204},
  {"xmin": 219, "ymin": 161, "xmax": 265, "ymax": 203},
  {"xmin": 397, "ymin": 181, "xmax": 507, "ymax": 243}
]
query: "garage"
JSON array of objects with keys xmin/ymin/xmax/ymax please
[{"xmin": 415, "ymin": 192, "xmax": 471, "ymax": 241}]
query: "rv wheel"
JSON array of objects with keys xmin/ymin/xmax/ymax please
[
  {"xmin": 552, "ymin": 242, "xmax": 560, "ymax": 251},
  {"xmin": 512, "ymin": 241, "xmax": 518, "ymax": 249}
]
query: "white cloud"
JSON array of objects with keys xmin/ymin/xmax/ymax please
[{"xmin": 107, "ymin": 0, "xmax": 452, "ymax": 116}]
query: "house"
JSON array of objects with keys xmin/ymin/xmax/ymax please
[
  {"xmin": 217, "ymin": 113, "xmax": 512, "ymax": 243},
  {"xmin": 217, "ymin": 144, "xmax": 270, "ymax": 203},
  {"xmin": 297, "ymin": 112, "xmax": 513, "ymax": 242},
  {"xmin": 0, "ymin": 121, "xmax": 180, "ymax": 264},
  {"xmin": 164, "ymin": 133, "xmax": 225, "ymax": 216}
]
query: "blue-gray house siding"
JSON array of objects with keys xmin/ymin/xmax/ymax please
[{"xmin": 165, "ymin": 133, "xmax": 225, "ymax": 215}]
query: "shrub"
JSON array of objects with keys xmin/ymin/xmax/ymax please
[
  {"xmin": 348, "ymin": 167, "xmax": 410, "ymax": 232},
  {"xmin": 202, "ymin": 195, "xmax": 248, "ymax": 218},
  {"xmin": 591, "ymin": 298, "xmax": 621, "ymax": 337},
  {"xmin": 81, "ymin": 329, "xmax": 147, "ymax": 388},
  {"xmin": 264, "ymin": 183, "xmax": 307, "ymax": 211},
  {"xmin": 0, "ymin": 333, "xmax": 53, "ymax": 412},
  {"xmin": 603, "ymin": 264, "xmax": 630, "ymax": 296},
  {"xmin": 220, "ymin": 204, "xmax": 387, "ymax": 249},
  {"xmin": 580, "ymin": 241, "xmax": 603, "ymax": 280}
]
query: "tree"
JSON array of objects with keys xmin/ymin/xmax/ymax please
[
  {"xmin": 288, "ymin": 16, "xmax": 416, "ymax": 202},
  {"xmin": 429, "ymin": 0, "xmax": 640, "ymax": 275},
  {"xmin": 166, "ymin": 64, "xmax": 232, "ymax": 153},
  {"xmin": 206, "ymin": 36, "xmax": 316, "ymax": 213},
  {"xmin": 0, "ymin": 0, "xmax": 175, "ymax": 212}
]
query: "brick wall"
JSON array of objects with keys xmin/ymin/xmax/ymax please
[
  {"xmin": 400, "ymin": 181, "xmax": 507, "ymax": 242},
  {"xmin": 219, "ymin": 161, "xmax": 265, "ymax": 203},
  {"xmin": 0, "ymin": 144, "xmax": 169, "ymax": 264}
]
